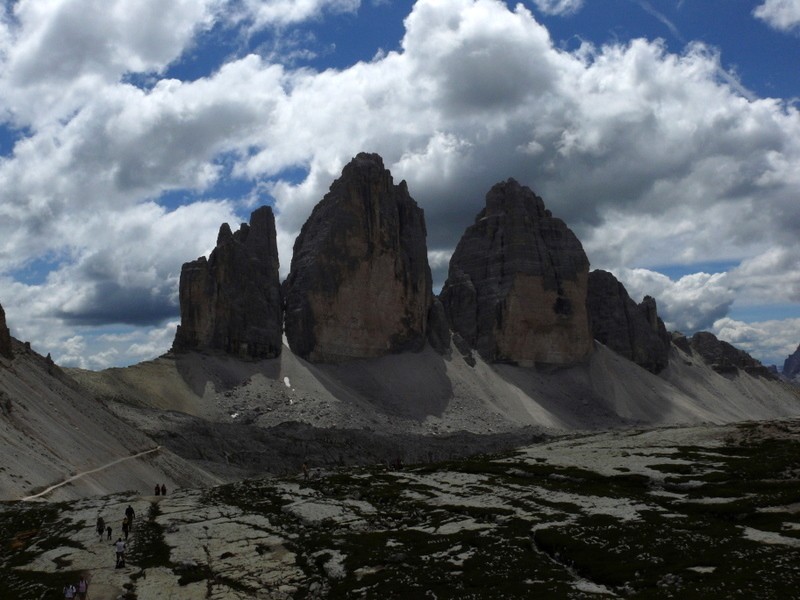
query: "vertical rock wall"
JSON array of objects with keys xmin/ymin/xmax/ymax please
[
  {"xmin": 440, "ymin": 179, "xmax": 593, "ymax": 366},
  {"xmin": 586, "ymin": 269, "xmax": 671, "ymax": 373},
  {"xmin": 172, "ymin": 206, "xmax": 282, "ymax": 359},
  {"xmin": 283, "ymin": 153, "xmax": 432, "ymax": 363},
  {"xmin": 0, "ymin": 303, "xmax": 12, "ymax": 359}
]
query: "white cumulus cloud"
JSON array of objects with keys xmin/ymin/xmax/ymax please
[{"xmin": 754, "ymin": 0, "xmax": 800, "ymax": 32}]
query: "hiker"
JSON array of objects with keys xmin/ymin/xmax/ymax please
[
  {"xmin": 125, "ymin": 504, "xmax": 135, "ymax": 529},
  {"xmin": 302, "ymin": 462, "xmax": 309, "ymax": 480},
  {"xmin": 63, "ymin": 582, "xmax": 76, "ymax": 599},
  {"xmin": 96, "ymin": 515, "xmax": 105, "ymax": 540},
  {"xmin": 161, "ymin": 483, "xmax": 167, "ymax": 496},
  {"xmin": 106, "ymin": 525, "xmax": 112, "ymax": 540},
  {"xmin": 155, "ymin": 483, "xmax": 160, "ymax": 496},
  {"xmin": 122, "ymin": 516, "xmax": 129, "ymax": 540},
  {"xmin": 114, "ymin": 537, "xmax": 126, "ymax": 568},
  {"xmin": 76, "ymin": 575, "xmax": 89, "ymax": 600}
]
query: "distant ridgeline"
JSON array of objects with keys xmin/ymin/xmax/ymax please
[{"xmin": 167, "ymin": 152, "xmax": 776, "ymax": 378}]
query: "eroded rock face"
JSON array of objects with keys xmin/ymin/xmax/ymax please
[
  {"xmin": 0, "ymin": 302, "xmax": 12, "ymax": 359},
  {"xmin": 586, "ymin": 270, "xmax": 671, "ymax": 373},
  {"xmin": 690, "ymin": 331, "xmax": 774, "ymax": 378},
  {"xmin": 173, "ymin": 206, "xmax": 282, "ymax": 359},
  {"xmin": 783, "ymin": 344, "xmax": 800, "ymax": 380},
  {"xmin": 283, "ymin": 153, "xmax": 432, "ymax": 363},
  {"xmin": 440, "ymin": 179, "xmax": 592, "ymax": 366}
]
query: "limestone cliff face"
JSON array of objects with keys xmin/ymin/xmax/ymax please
[
  {"xmin": 440, "ymin": 179, "xmax": 592, "ymax": 366},
  {"xmin": 173, "ymin": 206, "xmax": 282, "ymax": 359},
  {"xmin": 690, "ymin": 331, "xmax": 774, "ymax": 378},
  {"xmin": 0, "ymin": 302, "xmax": 12, "ymax": 359},
  {"xmin": 784, "ymin": 344, "xmax": 800, "ymax": 380},
  {"xmin": 586, "ymin": 270, "xmax": 671, "ymax": 373},
  {"xmin": 283, "ymin": 153, "xmax": 432, "ymax": 363}
]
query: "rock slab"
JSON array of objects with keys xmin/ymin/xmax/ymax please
[
  {"xmin": 440, "ymin": 179, "xmax": 592, "ymax": 366},
  {"xmin": 283, "ymin": 153, "xmax": 432, "ymax": 363},
  {"xmin": 586, "ymin": 270, "xmax": 671, "ymax": 373},
  {"xmin": 173, "ymin": 206, "xmax": 282, "ymax": 359}
]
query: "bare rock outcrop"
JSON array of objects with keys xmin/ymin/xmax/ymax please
[
  {"xmin": 173, "ymin": 206, "xmax": 282, "ymax": 359},
  {"xmin": 0, "ymin": 302, "xmax": 11, "ymax": 359},
  {"xmin": 586, "ymin": 270, "xmax": 671, "ymax": 373},
  {"xmin": 690, "ymin": 331, "xmax": 774, "ymax": 378},
  {"xmin": 440, "ymin": 179, "xmax": 592, "ymax": 366},
  {"xmin": 283, "ymin": 153, "xmax": 432, "ymax": 363},
  {"xmin": 783, "ymin": 344, "xmax": 800, "ymax": 380}
]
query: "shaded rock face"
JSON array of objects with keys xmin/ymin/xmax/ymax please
[
  {"xmin": 586, "ymin": 270, "xmax": 671, "ymax": 373},
  {"xmin": 440, "ymin": 179, "xmax": 592, "ymax": 366},
  {"xmin": 0, "ymin": 302, "xmax": 11, "ymax": 359},
  {"xmin": 173, "ymin": 206, "xmax": 282, "ymax": 359},
  {"xmin": 690, "ymin": 331, "xmax": 774, "ymax": 378},
  {"xmin": 283, "ymin": 153, "xmax": 432, "ymax": 363},
  {"xmin": 784, "ymin": 344, "xmax": 800, "ymax": 380}
]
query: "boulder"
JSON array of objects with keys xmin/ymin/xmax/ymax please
[
  {"xmin": 172, "ymin": 206, "xmax": 282, "ymax": 359},
  {"xmin": 783, "ymin": 344, "xmax": 800, "ymax": 380},
  {"xmin": 283, "ymin": 153, "xmax": 432, "ymax": 363},
  {"xmin": 690, "ymin": 331, "xmax": 774, "ymax": 378},
  {"xmin": 440, "ymin": 179, "xmax": 592, "ymax": 366},
  {"xmin": 586, "ymin": 270, "xmax": 671, "ymax": 373},
  {"xmin": 0, "ymin": 302, "xmax": 12, "ymax": 359}
]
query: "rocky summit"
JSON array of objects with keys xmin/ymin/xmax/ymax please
[
  {"xmin": 586, "ymin": 269, "xmax": 671, "ymax": 373},
  {"xmin": 784, "ymin": 344, "xmax": 800, "ymax": 380},
  {"xmin": 283, "ymin": 153, "xmax": 432, "ymax": 363},
  {"xmin": 440, "ymin": 179, "xmax": 593, "ymax": 366},
  {"xmin": 0, "ymin": 302, "xmax": 11, "ymax": 360},
  {"xmin": 173, "ymin": 206, "xmax": 282, "ymax": 359},
  {"xmin": 690, "ymin": 331, "xmax": 774, "ymax": 378}
]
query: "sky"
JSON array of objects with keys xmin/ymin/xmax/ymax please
[{"xmin": 0, "ymin": 0, "xmax": 799, "ymax": 370}]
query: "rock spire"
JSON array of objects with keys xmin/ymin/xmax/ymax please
[
  {"xmin": 0, "ymin": 302, "xmax": 12, "ymax": 359},
  {"xmin": 784, "ymin": 344, "xmax": 800, "ymax": 380},
  {"xmin": 586, "ymin": 270, "xmax": 671, "ymax": 373},
  {"xmin": 439, "ymin": 179, "xmax": 593, "ymax": 366},
  {"xmin": 283, "ymin": 153, "xmax": 432, "ymax": 363},
  {"xmin": 172, "ymin": 206, "xmax": 282, "ymax": 359}
]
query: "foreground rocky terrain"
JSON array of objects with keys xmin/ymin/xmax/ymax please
[{"xmin": 4, "ymin": 418, "xmax": 799, "ymax": 599}]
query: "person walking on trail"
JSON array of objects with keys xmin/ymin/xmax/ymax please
[
  {"xmin": 106, "ymin": 525, "xmax": 112, "ymax": 540},
  {"xmin": 155, "ymin": 483, "xmax": 160, "ymax": 496},
  {"xmin": 96, "ymin": 515, "xmax": 105, "ymax": 541},
  {"xmin": 114, "ymin": 537, "xmax": 126, "ymax": 568},
  {"xmin": 125, "ymin": 504, "xmax": 135, "ymax": 530},
  {"xmin": 76, "ymin": 576, "xmax": 89, "ymax": 600},
  {"xmin": 122, "ymin": 516, "xmax": 129, "ymax": 540},
  {"xmin": 160, "ymin": 483, "xmax": 167, "ymax": 496},
  {"xmin": 63, "ymin": 582, "xmax": 76, "ymax": 599}
]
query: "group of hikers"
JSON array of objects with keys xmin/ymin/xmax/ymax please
[
  {"xmin": 94, "ymin": 503, "xmax": 136, "ymax": 574},
  {"xmin": 64, "ymin": 484, "xmax": 172, "ymax": 596},
  {"xmin": 61, "ymin": 576, "xmax": 89, "ymax": 599}
]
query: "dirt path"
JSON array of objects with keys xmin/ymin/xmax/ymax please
[{"xmin": 21, "ymin": 446, "xmax": 162, "ymax": 501}]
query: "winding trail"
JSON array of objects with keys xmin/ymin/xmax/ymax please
[{"xmin": 21, "ymin": 446, "xmax": 162, "ymax": 501}]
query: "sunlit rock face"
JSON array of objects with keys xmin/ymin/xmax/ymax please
[
  {"xmin": 283, "ymin": 153, "xmax": 432, "ymax": 363},
  {"xmin": 173, "ymin": 206, "xmax": 282, "ymax": 359},
  {"xmin": 586, "ymin": 269, "xmax": 671, "ymax": 374},
  {"xmin": 0, "ymin": 302, "xmax": 11, "ymax": 359},
  {"xmin": 440, "ymin": 179, "xmax": 592, "ymax": 366}
]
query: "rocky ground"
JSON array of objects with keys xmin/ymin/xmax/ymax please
[{"xmin": 4, "ymin": 418, "xmax": 799, "ymax": 599}]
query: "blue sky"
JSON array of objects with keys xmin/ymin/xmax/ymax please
[{"xmin": 0, "ymin": 0, "xmax": 798, "ymax": 369}]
